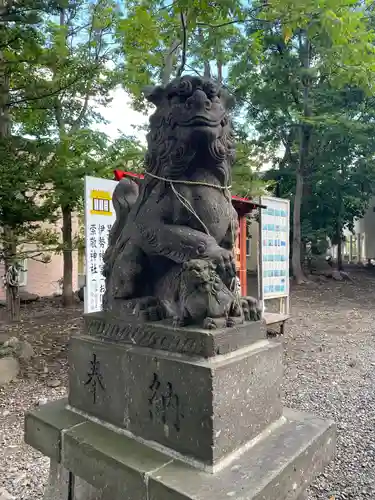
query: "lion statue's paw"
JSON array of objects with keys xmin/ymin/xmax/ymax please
[{"xmin": 241, "ymin": 296, "xmax": 262, "ymax": 322}]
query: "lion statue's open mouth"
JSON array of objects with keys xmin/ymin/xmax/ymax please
[{"xmin": 180, "ymin": 116, "xmax": 221, "ymax": 127}]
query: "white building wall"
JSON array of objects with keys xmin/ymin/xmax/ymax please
[
  {"xmin": 340, "ymin": 196, "xmax": 375, "ymax": 262},
  {"xmin": 359, "ymin": 198, "xmax": 375, "ymax": 259}
]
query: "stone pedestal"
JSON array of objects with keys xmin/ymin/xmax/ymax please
[{"xmin": 25, "ymin": 314, "xmax": 335, "ymax": 499}]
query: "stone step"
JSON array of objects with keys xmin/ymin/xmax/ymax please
[
  {"xmin": 148, "ymin": 409, "xmax": 335, "ymax": 500},
  {"xmin": 25, "ymin": 399, "xmax": 335, "ymax": 500}
]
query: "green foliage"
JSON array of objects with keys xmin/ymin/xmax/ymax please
[
  {"xmin": 3, "ymin": 0, "xmax": 375, "ymax": 292},
  {"xmin": 103, "ymin": 135, "xmax": 146, "ymax": 174},
  {"xmin": 0, "ymin": 0, "xmax": 146, "ymax": 307},
  {"xmin": 118, "ymin": 0, "xmax": 245, "ymax": 108},
  {"xmin": 18, "ymin": 0, "xmax": 123, "ymax": 208},
  {"xmin": 226, "ymin": 1, "xmax": 375, "ymax": 279},
  {"xmin": 0, "ymin": 135, "xmax": 60, "ymax": 263},
  {"xmin": 0, "ymin": 0, "xmax": 63, "ymax": 270},
  {"xmin": 263, "ymin": 85, "xmax": 375, "ymax": 244},
  {"xmin": 232, "ymin": 131, "xmax": 274, "ymax": 198},
  {"xmin": 118, "ymin": 0, "xmax": 268, "ymax": 195},
  {"xmin": 262, "ymin": 0, "xmax": 375, "ymax": 91}
]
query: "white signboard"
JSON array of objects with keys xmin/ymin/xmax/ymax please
[
  {"xmin": 259, "ymin": 196, "xmax": 290, "ymax": 301},
  {"xmin": 84, "ymin": 176, "xmax": 117, "ymax": 313}
]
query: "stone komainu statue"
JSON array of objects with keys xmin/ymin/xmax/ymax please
[{"xmin": 102, "ymin": 75, "xmax": 261, "ymax": 328}]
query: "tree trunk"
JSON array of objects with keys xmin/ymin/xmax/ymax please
[
  {"xmin": 204, "ymin": 60, "xmax": 211, "ymax": 79},
  {"xmin": 217, "ymin": 61, "xmax": 223, "ymax": 85},
  {"xmin": 0, "ymin": 2, "xmax": 18, "ymax": 320},
  {"xmin": 337, "ymin": 237, "xmax": 343, "ymax": 271},
  {"xmin": 336, "ymin": 168, "xmax": 344, "ymax": 272},
  {"xmin": 292, "ymin": 33, "xmax": 311, "ymax": 284},
  {"xmin": 6, "ymin": 280, "xmax": 20, "ymax": 322},
  {"xmin": 197, "ymin": 28, "xmax": 211, "ymax": 79},
  {"xmin": 292, "ymin": 170, "xmax": 305, "ymax": 283},
  {"xmin": 4, "ymin": 230, "xmax": 20, "ymax": 322},
  {"xmin": 162, "ymin": 39, "xmax": 181, "ymax": 85},
  {"xmin": 62, "ymin": 206, "xmax": 74, "ymax": 306}
]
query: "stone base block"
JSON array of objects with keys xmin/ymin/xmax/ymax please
[
  {"xmin": 25, "ymin": 400, "xmax": 335, "ymax": 500},
  {"xmin": 68, "ymin": 335, "xmax": 283, "ymax": 466},
  {"xmin": 84, "ymin": 312, "xmax": 266, "ymax": 357}
]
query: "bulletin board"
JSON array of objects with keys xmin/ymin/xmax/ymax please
[{"xmin": 259, "ymin": 196, "xmax": 290, "ymax": 314}]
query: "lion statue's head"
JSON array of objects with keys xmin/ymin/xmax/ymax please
[
  {"xmin": 181, "ymin": 259, "xmax": 218, "ymax": 293},
  {"xmin": 143, "ymin": 75, "xmax": 235, "ymax": 187}
]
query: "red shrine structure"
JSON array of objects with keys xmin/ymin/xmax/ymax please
[{"xmin": 114, "ymin": 170, "xmax": 263, "ymax": 296}]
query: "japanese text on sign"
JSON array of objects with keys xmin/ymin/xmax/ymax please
[{"xmin": 84, "ymin": 176, "xmax": 117, "ymax": 313}]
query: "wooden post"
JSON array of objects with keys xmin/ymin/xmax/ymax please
[
  {"xmin": 235, "ymin": 230, "xmax": 241, "ymax": 292},
  {"xmin": 239, "ymin": 215, "xmax": 247, "ymax": 296}
]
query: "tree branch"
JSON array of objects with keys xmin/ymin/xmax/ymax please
[
  {"xmin": 7, "ymin": 71, "xmax": 94, "ymax": 107},
  {"xmin": 176, "ymin": 10, "xmax": 187, "ymax": 77},
  {"xmin": 162, "ymin": 39, "xmax": 181, "ymax": 84},
  {"xmin": 156, "ymin": 1, "xmax": 178, "ymax": 12},
  {"xmin": 185, "ymin": 63, "xmax": 202, "ymax": 77},
  {"xmin": 197, "ymin": 19, "xmax": 242, "ymax": 28},
  {"xmin": 196, "ymin": 8, "xmax": 267, "ymax": 29}
]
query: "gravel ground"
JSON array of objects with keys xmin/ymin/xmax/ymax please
[
  {"xmin": 0, "ymin": 300, "xmax": 80, "ymax": 500},
  {"xmin": 0, "ymin": 273, "xmax": 375, "ymax": 499},
  {"xmin": 284, "ymin": 272, "xmax": 375, "ymax": 500}
]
